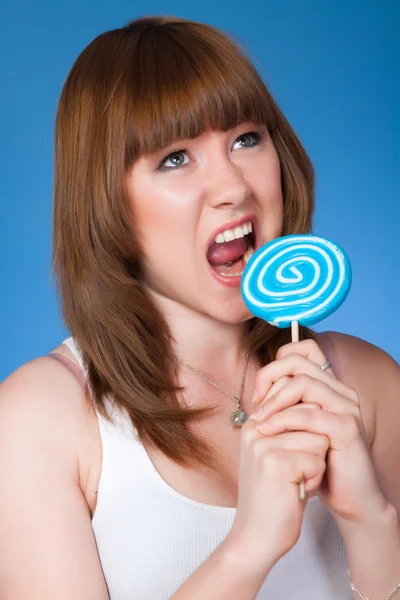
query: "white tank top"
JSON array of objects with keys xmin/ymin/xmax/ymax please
[{"xmin": 62, "ymin": 336, "xmax": 352, "ymax": 599}]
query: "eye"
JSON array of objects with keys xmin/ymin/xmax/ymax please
[
  {"xmin": 233, "ymin": 131, "xmax": 262, "ymax": 150},
  {"xmin": 157, "ymin": 130, "xmax": 263, "ymax": 171},
  {"xmin": 158, "ymin": 150, "xmax": 190, "ymax": 171}
]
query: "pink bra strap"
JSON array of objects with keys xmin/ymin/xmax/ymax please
[
  {"xmin": 47, "ymin": 335, "xmax": 340, "ymax": 392},
  {"xmin": 48, "ymin": 352, "xmax": 87, "ymax": 390}
]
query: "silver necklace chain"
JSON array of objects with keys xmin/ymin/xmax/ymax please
[
  {"xmin": 176, "ymin": 349, "xmax": 251, "ymax": 427},
  {"xmin": 349, "ymin": 569, "xmax": 400, "ymax": 600}
]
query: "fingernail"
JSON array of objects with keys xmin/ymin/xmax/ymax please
[
  {"xmin": 251, "ymin": 388, "xmax": 259, "ymax": 404},
  {"xmin": 256, "ymin": 421, "xmax": 271, "ymax": 434},
  {"xmin": 250, "ymin": 405, "xmax": 264, "ymax": 421}
]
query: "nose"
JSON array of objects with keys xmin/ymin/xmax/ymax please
[{"xmin": 204, "ymin": 156, "xmax": 252, "ymax": 209}]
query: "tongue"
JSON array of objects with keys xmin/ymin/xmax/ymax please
[{"xmin": 207, "ymin": 238, "xmax": 248, "ymax": 266}]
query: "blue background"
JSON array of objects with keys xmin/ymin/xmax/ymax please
[{"xmin": 1, "ymin": 0, "xmax": 399, "ymax": 380}]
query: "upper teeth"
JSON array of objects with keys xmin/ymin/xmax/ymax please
[{"xmin": 215, "ymin": 221, "xmax": 253, "ymax": 244}]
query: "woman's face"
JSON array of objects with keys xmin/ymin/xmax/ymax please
[{"xmin": 125, "ymin": 121, "xmax": 283, "ymax": 323}]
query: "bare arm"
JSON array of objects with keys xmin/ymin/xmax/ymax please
[
  {"xmin": 327, "ymin": 332, "xmax": 400, "ymax": 599},
  {"xmin": 170, "ymin": 534, "xmax": 274, "ymax": 600},
  {"xmin": 0, "ymin": 358, "xmax": 109, "ymax": 600},
  {"xmin": 339, "ymin": 505, "xmax": 400, "ymax": 600}
]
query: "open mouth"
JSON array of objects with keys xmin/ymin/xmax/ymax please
[{"xmin": 206, "ymin": 220, "xmax": 256, "ymax": 278}]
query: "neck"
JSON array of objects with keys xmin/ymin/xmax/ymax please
[
  {"xmin": 147, "ymin": 290, "xmax": 251, "ymax": 375},
  {"xmin": 146, "ymin": 289, "xmax": 260, "ymax": 416}
]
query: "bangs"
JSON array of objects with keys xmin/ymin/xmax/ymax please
[{"xmin": 124, "ymin": 23, "xmax": 275, "ymax": 166}]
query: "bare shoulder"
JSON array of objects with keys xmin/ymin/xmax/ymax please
[
  {"xmin": 0, "ymin": 346, "xmax": 95, "ymax": 459},
  {"xmin": 0, "ymin": 346, "xmax": 101, "ymax": 509},
  {"xmin": 0, "ymin": 350, "xmax": 108, "ymax": 598},
  {"xmin": 323, "ymin": 331, "xmax": 400, "ymax": 445},
  {"xmin": 324, "ymin": 330, "xmax": 399, "ymax": 382}
]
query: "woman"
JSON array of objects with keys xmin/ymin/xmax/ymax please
[{"xmin": 1, "ymin": 15, "xmax": 399, "ymax": 600}]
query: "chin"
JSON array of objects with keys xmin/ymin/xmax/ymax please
[{"xmin": 206, "ymin": 304, "xmax": 254, "ymax": 326}]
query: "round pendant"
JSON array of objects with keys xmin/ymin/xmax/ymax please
[{"xmin": 229, "ymin": 409, "xmax": 249, "ymax": 427}]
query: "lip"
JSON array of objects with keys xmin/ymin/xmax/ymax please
[
  {"xmin": 205, "ymin": 213, "xmax": 260, "ymax": 253},
  {"xmin": 207, "ymin": 261, "xmax": 246, "ymax": 288}
]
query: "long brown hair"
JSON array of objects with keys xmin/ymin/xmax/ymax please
[{"xmin": 53, "ymin": 15, "xmax": 316, "ymax": 467}]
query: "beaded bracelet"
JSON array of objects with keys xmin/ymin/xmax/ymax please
[{"xmin": 348, "ymin": 569, "xmax": 400, "ymax": 600}]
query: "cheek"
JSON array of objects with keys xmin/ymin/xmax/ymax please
[
  {"xmin": 250, "ymin": 151, "xmax": 283, "ymax": 215},
  {"xmin": 129, "ymin": 185, "xmax": 198, "ymax": 280},
  {"xmin": 251, "ymin": 145, "xmax": 282, "ymax": 192},
  {"xmin": 131, "ymin": 183, "xmax": 191, "ymax": 242},
  {"xmin": 265, "ymin": 149, "xmax": 283, "ymax": 198}
]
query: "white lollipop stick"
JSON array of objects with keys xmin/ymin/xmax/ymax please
[{"xmin": 290, "ymin": 320, "xmax": 305, "ymax": 500}]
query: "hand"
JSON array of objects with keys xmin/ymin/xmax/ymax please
[
  {"xmin": 229, "ymin": 416, "xmax": 328, "ymax": 572},
  {"xmin": 250, "ymin": 339, "xmax": 389, "ymax": 525}
]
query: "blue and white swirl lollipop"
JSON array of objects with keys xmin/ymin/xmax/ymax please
[{"xmin": 241, "ymin": 234, "xmax": 352, "ymax": 333}]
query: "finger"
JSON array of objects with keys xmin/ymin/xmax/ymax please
[
  {"xmin": 251, "ymin": 375, "xmax": 361, "ymax": 423},
  {"xmin": 262, "ymin": 449, "xmax": 327, "ymax": 495},
  {"xmin": 256, "ymin": 430, "xmax": 330, "ymax": 456},
  {"xmin": 287, "ymin": 402, "xmax": 321, "ymax": 412},
  {"xmin": 256, "ymin": 406, "xmax": 361, "ymax": 452},
  {"xmin": 256, "ymin": 375, "xmax": 290, "ymax": 403},
  {"xmin": 277, "ymin": 338, "xmax": 335, "ymax": 377},
  {"xmin": 253, "ymin": 353, "xmax": 359, "ymax": 407}
]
